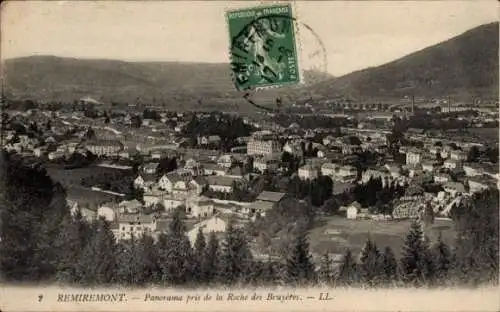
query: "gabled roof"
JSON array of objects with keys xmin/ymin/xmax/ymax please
[
  {"xmin": 443, "ymin": 182, "xmax": 466, "ymax": 193},
  {"xmin": 117, "ymin": 213, "xmax": 154, "ymax": 224},
  {"xmin": 226, "ymin": 166, "xmax": 243, "ymax": 176},
  {"xmin": 350, "ymin": 201, "xmax": 362, "ymax": 209},
  {"xmin": 206, "ymin": 176, "xmax": 241, "ymax": 187},
  {"xmin": 256, "ymin": 191, "xmax": 286, "ymax": 203}
]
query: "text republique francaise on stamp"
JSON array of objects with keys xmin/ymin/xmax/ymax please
[{"xmin": 226, "ymin": 4, "xmax": 300, "ymax": 91}]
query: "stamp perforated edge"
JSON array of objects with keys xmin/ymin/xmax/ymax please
[{"xmin": 224, "ymin": 0, "xmax": 303, "ymax": 93}]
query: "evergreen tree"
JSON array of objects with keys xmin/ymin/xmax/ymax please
[
  {"xmin": 337, "ymin": 248, "xmax": 358, "ymax": 286},
  {"xmin": 259, "ymin": 257, "xmax": 278, "ymax": 286},
  {"xmin": 157, "ymin": 208, "xmax": 193, "ymax": 285},
  {"xmin": 54, "ymin": 210, "xmax": 91, "ymax": 283},
  {"xmin": 285, "ymin": 228, "xmax": 316, "ymax": 285},
  {"xmin": 431, "ymin": 233, "xmax": 451, "ymax": 286},
  {"xmin": 76, "ymin": 218, "xmax": 118, "ymax": 286},
  {"xmin": 400, "ymin": 221, "xmax": 434, "ymax": 287},
  {"xmin": 193, "ymin": 227, "xmax": 207, "ymax": 284},
  {"xmin": 380, "ymin": 246, "xmax": 399, "ymax": 286},
  {"xmin": 0, "ymin": 155, "xmax": 69, "ymax": 282},
  {"xmin": 358, "ymin": 238, "xmax": 383, "ymax": 287},
  {"xmin": 115, "ymin": 234, "xmax": 158, "ymax": 286},
  {"xmin": 318, "ymin": 252, "xmax": 333, "ymax": 285},
  {"xmin": 219, "ymin": 218, "xmax": 253, "ymax": 286},
  {"xmin": 203, "ymin": 231, "xmax": 220, "ymax": 285}
]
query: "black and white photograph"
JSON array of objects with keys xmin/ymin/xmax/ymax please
[{"xmin": 0, "ymin": 1, "xmax": 498, "ymax": 311}]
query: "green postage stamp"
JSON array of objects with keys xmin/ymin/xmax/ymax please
[{"xmin": 226, "ymin": 3, "xmax": 300, "ymax": 91}]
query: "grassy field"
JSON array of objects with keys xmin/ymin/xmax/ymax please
[
  {"xmin": 308, "ymin": 216, "xmax": 456, "ymax": 258},
  {"xmin": 467, "ymin": 128, "xmax": 499, "ymax": 143}
]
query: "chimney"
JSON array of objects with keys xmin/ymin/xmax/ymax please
[{"xmin": 411, "ymin": 95, "xmax": 415, "ymax": 113}]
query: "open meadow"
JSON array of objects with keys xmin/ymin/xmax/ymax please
[{"xmin": 308, "ymin": 216, "xmax": 456, "ymax": 257}]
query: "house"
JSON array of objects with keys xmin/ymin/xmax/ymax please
[
  {"xmin": 450, "ymin": 150, "xmax": 467, "ymax": 161},
  {"xmin": 134, "ymin": 173, "xmax": 157, "ymax": 191},
  {"xmin": 201, "ymin": 163, "xmax": 226, "ymax": 176},
  {"xmin": 247, "ymin": 131, "xmax": 282, "ymax": 156},
  {"xmin": 48, "ymin": 151, "xmax": 65, "ymax": 160},
  {"xmin": 443, "ymin": 182, "xmax": 466, "ymax": 197},
  {"xmin": 114, "ymin": 213, "xmax": 158, "ymax": 241},
  {"xmin": 463, "ymin": 163, "xmax": 484, "ymax": 177},
  {"xmin": 85, "ymin": 140, "xmax": 124, "ymax": 157},
  {"xmin": 185, "ymin": 196, "xmax": 216, "ymax": 218},
  {"xmin": 428, "ymin": 146, "xmax": 441, "ymax": 156},
  {"xmin": 118, "ymin": 199, "xmax": 143, "ymax": 214},
  {"xmin": 142, "ymin": 162, "xmax": 159, "ymax": 175},
  {"xmin": 385, "ymin": 163, "xmax": 402, "ymax": 179},
  {"xmin": 421, "ymin": 161, "xmax": 438, "ymax": 173},
  {"xmin": 443, "ymin": 159, "xmax": 462, "ymax": 170},
  {"xmin": 434, "ymin": 173, "xmax": 451, "ymax": 184},
  {"xmin": 341, "ymin": 144, "xmax": 362, "ymax": 155},
  {"xmin": 256, "ymin": 191, "xmax": 286, "ymax": 204},
  {"xmin": 322, "ymin": 136, "xmax": 336, "ymax": 146},
  {"xmin": 97, "ymin": 205, "xmax": 116, "ymax": 222},
  {"xmin": 321, "ymin": 163, "xmax": 339, "ymax": 177},
  {"xmin": 346, "ymin": 201, "xmax": 361, "ymax": 219},
  {"xmin": 158, "ymin": 170, "xmax": 192, "ymax": 193},
  {"xmin": 189, "ymin": 176, "xmax": 208, "ymax": 196},
  {"xmin": 187, "ymin": 215, "xmax": 228, "ymax": 246},
  {"xmin": 217, "ymin": 154, "xmax": 235, "ymax": 168},
  {"xmin": 206, "ymin": 176, "xmax": 242, "ymax": 193},
  {"xmin": 197, "ymin": 135, "xmax": 221, "ymax": 146},
  {"xmin": 298, "ymin": 164, "xmax": 318, "ymax": 180},
  {"xmin": 335, "ymin": 165, "xmax": 357, "ymax": 182},
  {"xmin": 406, "ymin": 148, "xmax": 422, "ymax": 166},
  {"xmin": 253, "ymin": 156, "xmax": 280, "ymax": 173},
  {"xmin": 468, "ymin": 177, "xmax": 490, "ymax": 194}
]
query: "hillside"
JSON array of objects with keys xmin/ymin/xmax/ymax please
[
  {"xmin": 310, "ymin": 22, "xmax": 499, "ymax": 101},
  {"xmin": 2, "ymin": 22, "xmax": 497, "ymax": 110},
  {"xmin": 1, "ymin": 55, "xmax": 331, "ymax": 111}
]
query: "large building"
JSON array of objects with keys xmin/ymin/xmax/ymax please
[{"xmin": 247, "ymin": 131, "xmax": 282, "ymax": 156}]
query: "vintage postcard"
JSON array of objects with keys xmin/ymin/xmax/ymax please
[{"xmin": 0, "ymin": 1, "xmax": 499, "ymax": 311}]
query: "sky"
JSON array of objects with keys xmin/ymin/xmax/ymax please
[{"xmin": 1, "ymin": 1, "xmax": 498, "ymax": 76}]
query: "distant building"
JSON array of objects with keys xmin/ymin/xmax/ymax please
[
  {"xmin": 298, "ymin": 164, "xmax": 319, "ymax": 180},
  {"xmin": 247, "ymin": 131, "xmax": 282, "ymax": 156},
  {"xmin": 113, "ymin": 213, "xmax": 158, "ymax": 241},
  {"xmin": 346, "ymin": 201, "xmax": 361, "ymax": 219},
  {"xmin": 406, "ymin": 148, "xmax": 422, "ymax": 166},
  {"xmin": 206, "ymin": 176, "xmax": 241, "ymax": 193},
  {"xmin": 85, "ymin": 140, "xmax": 123, "ymax": 157}
]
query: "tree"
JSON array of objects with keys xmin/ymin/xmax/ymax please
[
  {"xmin": 203, "ymin": 231, "xmax": 220, "ymax": 285},
  {"xmin": 116, "ymin": 234, "xmax": 159, "ymax": 286},
  {"xmin": 76, "ymin": 218, "xmax": 118, "ymax": 286},
  {"xmin": 219, "ymin": 218, "xmax": 253, "ymax": 286},
  {"xmin": 285, "ymin": 227, "xmax": 316, "ymax": 285},
  {"xmin": 380, "ymin": 246, "xmax": 399, "ymax": 286},
  {"xmin": 358, "ymin": 238, "xmax": 383, "ymax": 287},
  {"xmin": 193, "ymin": 227, "xmax": 207, "ymax": 284},
  {"xmin": 157, "ymin": 208, "xmax": 193, "ymax": 285},
  {"xmin": 466, "ymin": 146, "xmax": 480, "ymax": 162},
  {"xmin": 0, "ymin": 155, "xmax": 69, "ymax": 282},
  {"xmin": 348, "ymin": 135, "xmax": 362, "ymax": 146},
  {"xmin": 54, "ymin": 211, "xmax": 91, "ymax": 283},
  {"xmin": 337, "ymin": 248, "xmax": 358, "ymax": 286},
  {"xmin": 318, "ymin": 252, "xmax": 333, "ymax": 285},
  {"xmin": 400, "ymin": 221, "xmax": 435, "ymax": 287},
  {"xmin": 431, "ymin": 233, "xmax": 451, "ymax": 286},
  {"xmin": 451, "ymin": 189, "xmax": 499, "ymax": 286}
]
